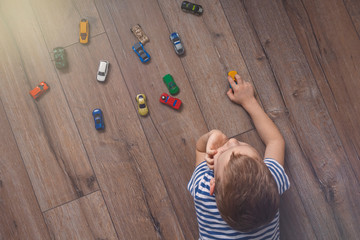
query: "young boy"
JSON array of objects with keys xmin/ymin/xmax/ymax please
[{"xmin": 188, "ymin": 74, "xmax": 290, "ymax": 239}]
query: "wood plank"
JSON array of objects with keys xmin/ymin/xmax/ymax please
[
  {"xmin": 238, "ymin": 0, "xmax": 360, "ymax": 238},
  {"xmin": 54, "ymin": 33, "xmax": 185, "ymax": 239},
  {"xmin": 31, "ymin": 0, "xmax": 105, "ymax": 50},
  {"xmin": 94, "ymin": 0, "xmax": 214, "ymax": 238},
  {"xmin": 0, "ymin": 0, "xmax": 98, "ymax": 211},
  {"xmin": 44, "ymin": 191, "xmax": 117, "ymax": 240},
  {"xmin": 156, "ymin": 0, "xmax": 254, "ymax": 136},
  {"xmin": 283, "ymin": 0, "xmax": 360, "ymax": 183},
  {"xmin": 343, "ymin": 0, "xmax": 360, "ymax": 34},
  {"xmin": 0, "ymin": 99, "xmax": 50, "ymax": 240},
  {"xmin": 220, "ymin": 0, "xmax": 342, "ymax": 238}
]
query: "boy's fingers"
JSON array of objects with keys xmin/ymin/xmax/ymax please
[
  {"xmin": 235, "ymin": 74, "xmax": 244, "ymax": 84},
  {"xmin": 207, "ymin": 149, "xmax": 217, "ymax": 155},
  {"xmin": 206, "ymin": 158, "xmax": 214, "ymax": 164},
  {"xmin": 228, "ymin": 76, "xmax": 237, "ymax": 89},
  {"xmin": 227, "ymin": 89, "xmax": 235, "ymax": 100}
]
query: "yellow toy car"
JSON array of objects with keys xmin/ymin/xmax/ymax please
[
  {"xmin": 79, "ymin": 19, "xmax": 89, "ymax": 44},
  {"xmin": 136, "ymin": 94, "xmax": 149, "ymax": 116}
]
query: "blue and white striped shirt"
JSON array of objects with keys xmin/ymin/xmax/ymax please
[{"xmin": 187, "ymin": 158, "xmax": 290, "ymax": 240}]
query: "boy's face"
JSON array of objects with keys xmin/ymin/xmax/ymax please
[{"xmin": 213, "ymin": 138, "xmax": 262, "ymax": 180}]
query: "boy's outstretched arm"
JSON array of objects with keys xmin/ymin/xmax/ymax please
[{"xmin": 227, "ymin": 75, "xmax": 285, "ymax": 166}]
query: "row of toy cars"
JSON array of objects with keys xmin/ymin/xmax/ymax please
[
  {"xmin": 29, "ymin": 18, "xmax": 92, "ymax": 99},
  {"xmin": 129, "ymin": 0, "xmax": 205, "ymax": 116},
  {"xmin": 30, "ymin": 1, "xmax": 204, "ymax": 131}
]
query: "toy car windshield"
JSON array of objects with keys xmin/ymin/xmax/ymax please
[{"xmin": 134, "ymin": 44, "xmax": 142, "ymax": 52}]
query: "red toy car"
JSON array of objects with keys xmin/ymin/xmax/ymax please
[
  {"xmin": 159, "ymin": 93, "xmax": 182, "ymax": 110},
  {"xmin": 29, "ymin": 81, "xmax": 49, "ymax": 99}
]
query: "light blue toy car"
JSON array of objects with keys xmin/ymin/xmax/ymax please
[{"xmin": 170, "ymin": 32, "xmax": 185, "ymax": 55}]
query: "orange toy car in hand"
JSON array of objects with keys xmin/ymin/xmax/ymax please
[{"xmin": 29, "ymin": 82, "xmax": 49, "ymax": 99}]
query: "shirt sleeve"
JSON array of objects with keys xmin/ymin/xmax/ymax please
[
  {"xmin": 187, "ymin": 161, "xmax": 209, "ymax": 197},
  {"xmin": 264, "ymin": 158, "xmax": 290, "ymax": 195}
]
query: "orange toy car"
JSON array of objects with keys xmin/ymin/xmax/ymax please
[
  {"xmin": 29, "ymin": 82, "xmax": 49, "ymax": 99},
  {"xmin": 79, "ymin": 19, "xmax": 89, "ymax": 44}
]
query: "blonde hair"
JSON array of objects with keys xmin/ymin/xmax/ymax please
[{"xmin": 214, "ymin": 152, "xmax": 279, "ymax": 232}]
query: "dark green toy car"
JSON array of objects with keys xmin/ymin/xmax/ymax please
[
  {"xmin": 53, "ymin": 47, "xmax": 67, "ymax": 69},
  {"xmin": 181, "ymin": 1, "xmax": 203, "ymax": 15},
  {"xmin": 163, "ymin": 74, "xmax": 179, "ymax": 95}
]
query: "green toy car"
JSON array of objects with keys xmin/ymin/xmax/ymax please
[
  {"xmin": 163, "ymin": 74, "xmax": 179, "ymax": 95},
  {"xmin": 53, "ymin": 47, "xmax": 67, "ymax": 69}
]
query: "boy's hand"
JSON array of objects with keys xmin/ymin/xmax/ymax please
[
  {"xmin": 205, "ymin": 130, "xmax": 228, "ymax": 169},
  {"xmin": 227, "ymin": 74, "xmax": 256, "ymax": 107}
]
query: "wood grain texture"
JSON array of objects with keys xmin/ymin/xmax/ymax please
[
  {"xmin": 44, "ymin": 191, "xmax": 117, "ymax": 240},
  {"xmin": 343, "ymin": 0, "xmax": 360, "ymax": 35},
  {"xmin": 54, "ymin": 33, "xmax": 185, "ymax": 239},
  {"xmin": 31, "ymin": 0, "xmax": 105, "ymax": 50},
  {"xmin": 0, "ymin": 100, "xmax": 50, "ymax": 240},
  {"xmin": 240, "ymin": 0, "xmax": 360, "ymax": 238},
  {"xmin": 283, "ymin": 0, "xmax": 360, "ymax": 183},
  {"xmin": 94, "ymin": 0, "xmax": 212, "ymax": 238},
  {"xmin": 156, "ymin": 0, "xmax": 253, "ymax": 137},
  {"xmin": 1, "ymin": 0, "xmax": 360, "ymax": 238},
  {"xmin": 221, "ymin": 0, "xmax": 343, "ymax": 238},
  {"xmin": 0, "ymin": 0, "xmax": 98, "ymax": 211}
]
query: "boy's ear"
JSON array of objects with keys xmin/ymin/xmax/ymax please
[{"xmin": 210, "ymin": 178, "xmax": 215, "ymax": 196}]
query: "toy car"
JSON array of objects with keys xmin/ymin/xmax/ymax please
[
  {"xmin": 163, "ymin": 74, "xmax": 179, "ymax": 95},
  {"xmin": 170, "ymin": 32, "xmax": 185, "ymax": 55},
  {"xmin": 53, "ymin": 47, "xmax": 67, "ymax": 69},
  {"xmin": 29, "ymin": 82, "xmax": 49, "ymax": 99},
  {"xmin": 159, "ymin": 93, "xmax": 182, "ymax": 110},
  {"xmin": 79, "ymin": 19, "xmax": 89, "ymax": 44},
  {"xmin": 136, "ymin": 94, "xmax": 149, "ymax": 116},
  {"xmin": 132, "ymin": 42, "xmax": 150, "ymax": 63},
  {"xmin": 92, "ymin": 108, "xmax": 104, "ymax": 130},
  {"xmin": 181, "ymin": 1, "xmax": 203, "ymax": 15},
  {"xmin": 97, "ymin": 60, "xmax": 109, "ymax": 82},
  {"xmin": 228, "ymin": 70, "xmax": 238, "ymax": 89},
  {"xmin": 131, "ymin": 24, "xmax": 149, "ymax": 45}
]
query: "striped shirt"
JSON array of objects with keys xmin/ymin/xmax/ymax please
[{"xmin": 187, "ymin": 158, "xmax": 290, "ymax": 240}]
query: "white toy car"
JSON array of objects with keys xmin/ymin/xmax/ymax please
[{"xmin": 97, "ymin": 60, "xmax": 109, "ymax": 82}]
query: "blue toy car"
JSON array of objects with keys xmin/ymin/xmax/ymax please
[
  {"xmin": 92, "ymin": 108, "xmax": 104, "ymax": 130},
  {"xmin": 132, "ymin": 42, "xmax": 150, "ymax": 63},
  {"xmin": 170, "ymin": 32, "xmax": 184, "ymax": 55}
]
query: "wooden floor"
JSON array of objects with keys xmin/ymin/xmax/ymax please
[{"xmin": 1, "ymin": 0, "xmax": 360, "ymax": 239}]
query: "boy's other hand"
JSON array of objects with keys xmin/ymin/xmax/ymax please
[
  {"xmin": 227, "ymin": 74, "xmax": 256, "ymax": 107},
  {"xmin": 205, "ymin": 130, "xmax": 228, "ymax": 169}
]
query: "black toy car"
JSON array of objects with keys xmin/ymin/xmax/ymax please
[{"xmin": 181, "ymin": 1, "xmax": 203, "ymax": 15}]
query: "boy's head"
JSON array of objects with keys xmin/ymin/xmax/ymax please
[{"xmin": 209, "ymin": 138, "xmax": 280, "ymax": 232}]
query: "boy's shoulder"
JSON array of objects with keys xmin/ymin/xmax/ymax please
[
  {"xmin": 264, "ymin": 158, "xmax": 290, "ymax": 195},
  {"xmin": 187, "ymin": 162, "xmax": 213, "ymax": 198}
]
